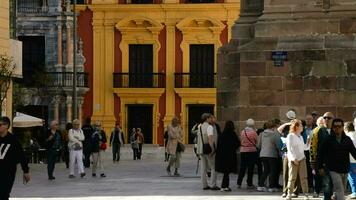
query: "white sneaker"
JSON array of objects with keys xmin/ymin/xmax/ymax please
[
  {"xmin": 268, "ymin": 188, "xmax": 279, "ymax": 192},
  {"xmin": 257, "ymin": 186, "xmax": 267, "ymax": 192},
  {"xmin": 303, "ymin": 193, "xmax": 309, "ymax": 200}
]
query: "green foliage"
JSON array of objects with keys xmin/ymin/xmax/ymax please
[{"xmin": 0, "ymin": 55, "xmax": 15, "ymax": 111}]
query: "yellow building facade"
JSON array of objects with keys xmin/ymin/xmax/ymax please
[
  {"xmin": 77, "ymin": 0, "xmax": 240, "ymax": 144},
  {"xmin": 0, "ymin": 0, "xmax": 13, "ymax": 117}
]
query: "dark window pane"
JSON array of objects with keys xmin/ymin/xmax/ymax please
[
  {"xmin": 18, "ymin": 36, "xmax": 46, "ymax": 86},
  {"xmin": 189, "ymin": 44, "xmax": 214, "ymax": 87}
]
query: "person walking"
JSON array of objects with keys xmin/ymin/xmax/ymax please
[
  {"xmin": 130, "ymin": 128, "xmax": 139, "ymax": 160},
  {"xmin": 0, "ymin": 116, "xmax": 31, "ymax": 200},
  {"xmin": 68, "ymin": 119, "xmax": 86, "ymax": 178},
  {"xmin": 136, "ymin": 128, "xmax": 144, "ymax": 159},
  {"xmin": 61, "ymin": 123, "xmax": 72, "ymax": 169},
  {"xmin": 216, "ymin": 120, "xmax": 240, "ymax": 192},
  {"xmin": 304, "ymin": 114, "xmax": 315, "ymax": 191},
  {"xmin": 197, "ymin": 113, "xmax": 220, "ymax": 190},
  {"xmin": 286, "ymin": 119, "xmax": 309, "ymax": 200},
  {"xmin": 166, "ymin": 117, "xmax": 184, "ymax": 176},
  {"xmin": 310, "ymin": 112, "xmax": 334, "ymax": 200},
  {"xmin": 318, "ymin": 118, "xmax": 356, "ymax": 200},
  {"xmin": 237, "ymin": 118, "xmax": 258, "ymax": 189},
  {"xmin": 45, "ymin": 120, "xmax": 61, "ymax": 180},
  {"xmin": 110, "ymin": 123, "xmax": 124, "ymax": 162},
  {"xmin": 257, "ymin": 120, "xmax": 281, "ymax": 192},
  {"xmin": 345, "ymin": 121, "xmax": 356, "ymax": 199},
  {"xmin": 82, "ymin": 118, "xmax": 94, "ymax": 168},
  {"xmin": 91, "ymin": 122, "xmax": 107, "ymax": 177}
]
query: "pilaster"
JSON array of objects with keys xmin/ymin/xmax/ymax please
[
  {"xmin": 66, "ymin": 21, "xmax": 73, "ymax": 69},
  {"xmin": 163, "ymin": 21, "xmax": 176, "ymax": 128},
  {"xmin": 66, "ymin": 96, "xmax": 73, "ymax": 122}
]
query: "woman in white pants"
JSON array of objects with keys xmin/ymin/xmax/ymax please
[{"xmin": 68, "ymin": 119, "xmax": 86, "ymax": 178}]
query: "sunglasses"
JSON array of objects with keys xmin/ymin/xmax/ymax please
[
  {"xmin": 333, "ymin": 125, "xmax": 343, "ymax": 129},
  {"xmin": 323, "ymin": 116, "xmax": 333, "ymax": 120}
]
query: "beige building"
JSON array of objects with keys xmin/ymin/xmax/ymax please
[{"xmin": 0, "ymin": 0, "xmax": 21, "ymax": 118}]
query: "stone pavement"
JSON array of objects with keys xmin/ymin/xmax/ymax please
[{"xmin": 11, "ymin": 146, "xmax": 321, "ymax": 200}]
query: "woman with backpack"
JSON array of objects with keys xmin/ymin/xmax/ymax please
[
  {"xmin": 130, "ymin": 128, "xmax": 139, "ymax": 160},
  {"xmin": 165, "ymin": 117, "xmax": 184, "ymax": 176}
]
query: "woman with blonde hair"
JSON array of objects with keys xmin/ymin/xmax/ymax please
[
  {"xmin": 166, "ymin": 117, "xmax": 184, "ymax": 176},
  {"xmin": 286, "ymin": 119, "xmax": 308, "ymax": 200}
]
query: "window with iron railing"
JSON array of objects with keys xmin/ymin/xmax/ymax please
[
  {"xmin": 17, "ymin": 0, "xmax": 49, "ymax": 13},
  {"xmin": 174, "ymin": 73, "xmax": 216, "ymax": 88},
  {"xmin": 46, "ymin": 72, "xmax": 89, "ymax": 88}
]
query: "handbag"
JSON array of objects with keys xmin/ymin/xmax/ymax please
[
  {"xmin": 100, "ymin": 143, "xmax": 107, "ymax": 151},
  {"xmin": 176, "ymin": 142, "xmax": 185, "ymax": 152},
  {"xmin": 200, "ymin": 126, "xmax": 212, "ymax": 154},
  {"xmin": 72, "ymin": 143, "xmax": 82, "ymax": 151}
]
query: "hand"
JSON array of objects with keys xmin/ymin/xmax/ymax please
[
  {"xmin": 292, "ymin": 160, "xmax": 299, "ymax": 166},
  {"xmin": 23, "ymin": 173, "xmax": 31, "ymax": 184},
  {"xmin": 319, "ymin": 168, "xmax": 325, "ymax": 177}
]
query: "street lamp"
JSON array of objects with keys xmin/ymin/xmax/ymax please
[{"xmin": 72, "ymin": 0, "xmax": 78, "ymax": 120}]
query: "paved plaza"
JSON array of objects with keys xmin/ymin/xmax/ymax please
[{"xmin": 11, "ymin": 146, "xmax": 319, "ymax": 200}]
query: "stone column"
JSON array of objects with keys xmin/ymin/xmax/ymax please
[
  {"xmin": 52, "ymin": 96, "xmax": 60, "ymax": 122},
  {"xmin": 57, "ymin": 23, "xmax": 63, "ymax": 66},
  {"xmin": 66, "ymin": 96, "xmax": 72, "ymax": 122},
  {"xmin": 78, "ymin": 98, "xmax": 84, "ymax": 126},
  {"xmin": 66, "ymin": 22, "xmax": 73, "ymax": 67},
  {"xmin": 163, "ymin": 21, "xmax": 176, "ymax": 128}
]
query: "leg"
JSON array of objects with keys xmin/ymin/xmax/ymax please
[
  {"xmin": 268, "ymin": 158, "xmax": 279, "ymax": 188},
  {"xmin": 222, "ymin": 173, "xmax": 230, "ymax": 188},
  {"xmin": 257, "ymin": 157, "xmax": 263, "ymax": 181},
  {"xmin": 92, "ymin": 152, "xmax": 98, "ymax": 175},
  {"xmin": 175, "ymin": 152, "xmax": 181, "ymax": 169},
  {"xmin": 47, "ymin": 150, "xmax": 55, "ymax": 178},
  {"xmin": 0, "ymin": 170, "xmax": 16, "ymax": 200},
  {"xmin": 237, "ymin": 152, "xmax": 248, "ymax": 186},
  {"xmin": 247, "ymin": 152, "xmax": 258, "ymax": 186},
  {"xmin": 69, "ymin": 150, "xmax": 76, "ymax": 175},
  {"xmin": 98, "ymin": 151, "xmax": 105, "ymax": 175},
  {"xmin": 76, "ymin": 150, "xmax": 85, "ymax": 174},
  {"xmin": 138, "ymin": 144, "xmax": 142, "ymax": 159},
  {"xmin": 348, "ymin": 163, "xmax": 356, "ymax": 196},
  {"xmin": 112, "ymin": 143, "xmax": 117, "ymax": 161},
  {"xmin": 283, "ymin": 156, "xmax": 289, "ymax": 194},
  {"xmin": 200, "ymin": 155, "xmax": 209, "ymax": 188},
  {"xmin": 208, "ymin": 154, "xmax": 218, "ymax": 187},
  {"xmin": 259, "ymin": 158, "xmax": 270, "ymax": 187},
  {"xmin": 329, "ymin": 171, "xmax": 345, "ymax": 200},
  {"xmin": 287, "ymin": 160, "xmax": 298, "ymax": 196},
  {"xmin": 298, "ymin": 159, "xmax": 309, "ymax": 194}
]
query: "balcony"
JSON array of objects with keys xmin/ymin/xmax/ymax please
[
  {"xmin": 47, "ymin": 72, "xmax": 89, "ymax": 88},
  {"xmin": 17, "ymin": 0, "xmax": 49, "ymax": 14},
  {"xmin": 175, "ymin": 73, "xmax": 216, "ymax": 88},
  {"xmin": 113, "ymin": 73, "xmax": 165, "ymax": 88}
]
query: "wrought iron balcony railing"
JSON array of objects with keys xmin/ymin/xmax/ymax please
[
  {"xmin": 175, "ymin": 73, "xmax": 216, "ymax": 88},
  {"xmin": 47, "ymin": 72, "xmax": 89, "ymax": 88},
  {"xmin": 17, "ymin": 0, "xmax": 49, "ymax": 13},
  {"xmin": 113, "ymin": 73, "xmax": 166, "ymax": 88}
]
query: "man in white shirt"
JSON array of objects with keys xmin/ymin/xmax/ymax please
[{"xmin": 197, "ymin": 113, "xmax": 219, "ymax": 190}]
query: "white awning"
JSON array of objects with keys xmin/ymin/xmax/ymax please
[{"xmin": 13, "ymin": 112, "xmax": 44, "ymax": 127}]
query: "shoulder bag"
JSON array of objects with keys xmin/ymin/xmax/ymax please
[{"xmin": 200, "ymin": 126, "xmax": 212, "ymax": 154}]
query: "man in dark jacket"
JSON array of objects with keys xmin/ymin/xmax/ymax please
[
  {"xmin": 0, "ymin": 117, "xmax": 30, "ymax": 200},
  {"xmin": 46, "ymin": 120, "xmax": 61, "ymax": 180},
  {"xmin": 82, "ymin": 118, "xmax": 94, "ymax": 168},
  {"xmin": 311, "ymin": 112, "xmax": 334, "ymax": 200},
  {"xmin": 110, "ymin": 123, "xmax": 124, "ymax": 162},
  {"xmin": 91, "ymin": 122, "xmax": 107, "ymax": 177},
  {"xmin": 318, "ymin": 118, "xmax": 356, "ymax": 200}
]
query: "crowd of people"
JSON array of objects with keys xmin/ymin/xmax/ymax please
[
  {"xmin": 182, "ymin": 110, "xmax": 356, "ymax": 200},
  {"xmin": 3, "ymin": 110, "xmax": 356, "ymax": 200}
]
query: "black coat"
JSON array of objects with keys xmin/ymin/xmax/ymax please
[
  {"xmin": 318, "ymin": 133, "xmax": 356, "ymax": 173},
  {"xmin": 215, "ymin": 130, "xmax": 240, "ymax": 173}
]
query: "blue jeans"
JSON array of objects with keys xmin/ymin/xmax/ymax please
[{"xmin": 348, "ymin": 163, "xmax": 356, "ymax": 195}]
